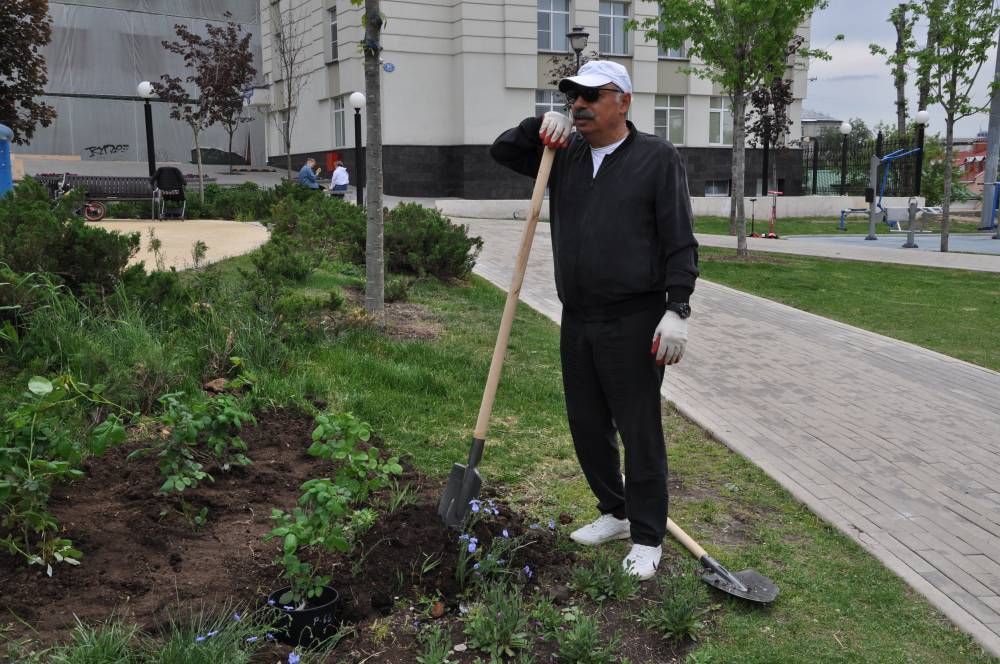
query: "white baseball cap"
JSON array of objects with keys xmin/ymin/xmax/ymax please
[{"xmin": 559, "ymin": 60, "xmax": 632, "ymax": 94}]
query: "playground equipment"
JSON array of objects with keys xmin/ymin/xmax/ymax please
[
  {"xmin": 0, "ymin": 124, "xmax": 12, "ymax": 196},
  {"xmin": 983, "ymin": 181, "xmax": 999, "ymax": 236},
  {"xmin": 764, "ymin": 190, "xmax": 782, "ymax": 238}
]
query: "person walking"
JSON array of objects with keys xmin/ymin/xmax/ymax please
[
  {"xmin": 489, "ymin": 60, "xmax": 698, "ymax": 580},
  {"xmin": 329, "ymin": 160, "xmax": 349, "ymax": 199},
  {"xmin": 297, "ymin": 157, "xmax": 321, "ymax": 189}
]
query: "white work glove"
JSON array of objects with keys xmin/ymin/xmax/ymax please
[
  {"xmin": 651, "ymin": 310, "xmax": 688, "ymax": 366},
  {"xmin": 539, "ymin": 111, "xmax": 572, "ymax": 148}
]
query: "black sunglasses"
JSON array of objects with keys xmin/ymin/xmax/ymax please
[{"xmin": 564, "ymin": 87, "xmax": 623, "ymax": 104}]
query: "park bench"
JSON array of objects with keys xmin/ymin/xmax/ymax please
[{"xmin": 35, "ymin": 172, "xmax": 189, "ymax": 221}]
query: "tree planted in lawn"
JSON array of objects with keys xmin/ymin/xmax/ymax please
[
  {"xmin": 267, "ymin": 2, "xmax": 310, "ymax": 183},
  {"xmin": 0, "ymin": 0, "xmax": 57, "ymax": 144},
  {"xmin": 205, "ymin": 13, "xmax": 257, "ymax": 175},
  {"xmin": 910, "ymin": 0, "xmax": 1000, "ymax": 252},
  {"xmin": 157, "ymin": 24, "xmax": 220, "ymax": 204},
  {"xmin": 636, "ymin": 0, "xmax": 830, "ymax": 257}
]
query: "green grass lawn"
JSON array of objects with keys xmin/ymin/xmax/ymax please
[
  {"xmin": 281, "ymin": 265, "xmax": 993, "ymax": 662},
  {"xmin": 698, "ymin": 247, "xmax": 1000, "ymax": 372},
  {"xmin": 694, "ymin": 215, "xmax": 989, "ymax": 236}
]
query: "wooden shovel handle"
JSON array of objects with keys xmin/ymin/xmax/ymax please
[
  {"xmin": 666, "ymin": 517, "xmax": 708, "ymax": 559},
  {"xmin": 474, "ymin": 147, "xmax": 556, "ymax": 439}
]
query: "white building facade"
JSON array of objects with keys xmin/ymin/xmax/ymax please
[{"xmin": 259, "ymin": 0, "xmax": 812, "ymax": 198}]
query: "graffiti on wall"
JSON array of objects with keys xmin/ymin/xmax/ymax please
[{"xmin": 84, "ymin": 143, "xmax": 130, "ymax": 159}]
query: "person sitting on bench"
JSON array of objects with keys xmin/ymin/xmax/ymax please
[{"xmin": 329, "ymin": 161, "xmax": 349, "ymax": 199}]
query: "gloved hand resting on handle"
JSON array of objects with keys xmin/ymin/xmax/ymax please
[
  {"xmin": 651, "ymin": 310, "xmax": 688, "ymax": 366},
  {"xmin": 540, "ymin": 112, "xmax": 573, "ymax": 148}
]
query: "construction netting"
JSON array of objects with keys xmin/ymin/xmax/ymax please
[{"xmin": 22, "ymin": 0, "xmax": 266, "ymax": 166}]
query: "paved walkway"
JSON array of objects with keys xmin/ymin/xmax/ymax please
[
  {"xmin": 696, "ymin": 233, "xmax": 1000, "ymax": 272},
  {"xmin": 456, "ymin": 217, "xmax": 1000, "ymax": 657}
]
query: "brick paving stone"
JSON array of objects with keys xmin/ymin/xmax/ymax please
[{"xmin": 459, "ymin": 217, "xmax": 1000, "ymax": 657}]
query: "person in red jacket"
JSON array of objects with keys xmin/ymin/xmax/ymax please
[{"xmin": 490, "ymin": 60, "xmax": 698, "ymax": 581}]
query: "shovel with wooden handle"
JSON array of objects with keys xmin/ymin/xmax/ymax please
[
  {"xmin": 667, "ymin": 517, "xmax": 779, "ymax": 604},
  {"xmin": 438, "ymin": 146, "xmax": 556, "ymax": 528}
]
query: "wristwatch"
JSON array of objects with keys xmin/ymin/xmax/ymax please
[{"xmin": 665, "ymin": 302, "xmax": 691, "ymax": 319}]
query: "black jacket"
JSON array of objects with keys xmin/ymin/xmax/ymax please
[{"xmin": 490, "ymin": 117, "xmax": 698, "ymax": 320}]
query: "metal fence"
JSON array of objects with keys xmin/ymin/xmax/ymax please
[{"xmin": 800, "ymin": 132, "xmax": 922, "ymax": 197}]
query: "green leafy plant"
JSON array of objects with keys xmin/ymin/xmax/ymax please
[
  {"xmin": 384, "ymin": 275, "xmax": 412, "ymax": 303},
  {"xmin": 554, "ymin": 612, "xmax": 619, "ymax": 664},
  {"xmin": 128, "ymin": 392, "xmax": 255, "ymax": 496},
  {"xmin": 265, "ymin": 412, "xmax": 402, "ymax": 607},
  {"xmin": 252, "ymin": 238, "xmax": 312, "ymax": 283},
  {"xmin": 461, "ymin": 582, "xmax": 530, "ymax": 659},
  {"xmin": 416, "ymin": 623, "xmax": 454, "ymax": 664},
  {"xmin": 386, "ymin": 478, "xmax": 417, "ymax": 514},
  {"xmin": 0, "ymin": 375, "xmax": 130, "ymax": 573},
  {"xmin": 638, "ymin": 561, "xmax": 711, "ymax": 642},
  {"xmin": 570, "ymin": 549, "xmax": 640, "ymax": 603}
]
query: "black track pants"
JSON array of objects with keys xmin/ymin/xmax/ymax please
[{"xmin": 560, "ymin": 304, "xmax": 668, "ymax": 547}]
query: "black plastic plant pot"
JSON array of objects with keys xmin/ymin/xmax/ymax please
[{"xmin": 267, "ymin": 586, "xmax": 340, "ymax": 647}]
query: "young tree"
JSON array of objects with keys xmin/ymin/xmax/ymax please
[
  {"xmin": 911, "ymin": 0, "xmax": 1000, "ymax": 252},
  {"xmin": 0, "ymin": 0, "xmax": 57, "ymax": 144},
  {"xmin": 358, "ymin": 0, "xmax": 386, "ymax": 317},
  {"xmin": 268, "ymin": 3, "xmax": 309, "ymax": 182},
  {"xmin": 157, "ymin": 24, "xmax": 220, "ymax": 203},
  {"xmin": 205, "ymin": 14, "xmax": 257, "ymax": 174},
  {"xmin": 870, "ymin": 3, "xmax": 918, "ymax": 136},
  {"xmin": 639, "ymin": 0, "xmax": 829, "ymax": 258},
  {"xmin": 746, "ymin": 70, "xmax": 795, "ymax": 193}
]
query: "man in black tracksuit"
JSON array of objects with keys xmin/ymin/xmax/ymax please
[{"xmin": 489, "ymin": 60, "xmax": 698, "ymax": 580}]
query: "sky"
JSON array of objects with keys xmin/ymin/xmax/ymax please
[{"xmin": 806, "ymin": 1, "xmax": 998, "ymax": 138}]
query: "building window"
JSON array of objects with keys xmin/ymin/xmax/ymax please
[
  {"xmin": 654, "ymin": 95, "xmax": 684, "ymax": 145},
  {"xmin": 709, "ymin": 96, "xmax": 733, "ymax": 145},
  {"xmin": 705, "ymin": 179, "xmax": 730, "ymax": 196},
  {"xmin": 656, "ymin": 19, "xmax": 687, "ymax": 58},
  {"xmin": 538, "ymin": 0, "xmax": 570, "ymax": 52},
  {"xmin": 334, "ymin": 96, "xmax": 346, "ymax": 147},
  {"xmin": 329, "ymin": 9, "xmax": 338, "ymax": 61},
  {"xmin": 599, "ymin": 1, "xmax": 629, "ymax": 56},
  {"xmin": 535, "ymin": 89, "xmax": 568, "ymax": 117}
]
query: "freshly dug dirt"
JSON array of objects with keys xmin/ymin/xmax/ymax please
[{"xmin": 0, "ymin": 408, "xmax": 695, "ymax": 662}]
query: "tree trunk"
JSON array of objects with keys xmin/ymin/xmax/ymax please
[
  {"xmin": 194, "ymin": 130, "xmax": 205, "ymax": 205},
  {"xmin": 917, "ymin": 12, "xmax": 937, "ymax": 112},
  {"xmin": 731, "ymin": 93, "xmax": 748, "ymax": 258},
  {"xmin": 941, "ymin": 110, "xmax": 955, "ymax": 253},
  {"xmin": 227, "ymin": 129, "xmax": 235, "ymax": 175},
  {"xmin": 284, "ymin": 108, "xmax": 292, "ymax": 183},
  {"xmin": 893, "ymin": 4, "xmax": 908, "ymax": 136},
  {"xmin": 363, "ymin": 0, "xmax": 385, "ymax": 318}
]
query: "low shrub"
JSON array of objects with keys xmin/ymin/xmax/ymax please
[
  {"xmin": 383, "ymin": 203, "xmax": 483, "ymax": 280},
  {"xmin": 637, "ymin": 561, "xmax": 710, "ymax": 642},
  {"xmin": 554, "ymin": 612, "xmax": 619, "ymax": 664},
  {"xmin": 252, "ymin": 239, "xmax": 312, "ymax": 283},
  {"xmin": 384, "ymin": 275, "xmax": 412, "ymax": 303},
  {"xmin": 570, "ymin": 549, "xmax": 640, "ymax": 603},
  {"xmin": 0, "ymin": 179, "xmax": 139, "ymax": 294},
  {"xmin": 268, "ymin": 195, "xmax": 366, "ymax": 262}
]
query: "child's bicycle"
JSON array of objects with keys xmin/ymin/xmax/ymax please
[{"xmin": 54, "ymin": 174, "xmax": 108, "ymax": 221}]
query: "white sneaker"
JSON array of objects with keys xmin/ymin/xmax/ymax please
[
  {"xmin": 622, "ymin": 544, "xmax": 662, "ymax": 581},
  {"xmin": 569, "ymin": 514, "xmax": 631, "ymax": 546}
]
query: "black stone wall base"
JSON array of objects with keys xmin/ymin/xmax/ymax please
[{"xmin": 269, "ymin": 145, "xmax": 804, "ymax": 199}]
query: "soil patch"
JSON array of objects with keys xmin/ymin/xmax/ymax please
[
  {"xmin": 0, "ymin": 409, "xmax": 695, "ymax": 662},
  {"xmin": 341, "ymin": 284, "xmax": 442, "ymax": 341}
]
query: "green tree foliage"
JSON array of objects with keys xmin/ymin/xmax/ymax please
[
  {"xmin": 910, "ymin": 0, "xmax": 1000, "ymax": 251},
  {"xmin": 0, "ymin": 0, "xmax": 57, "ymax": 144},
  {"xmin": 637, "ymin": 0, "xmax": 830, "ymax": 257}
]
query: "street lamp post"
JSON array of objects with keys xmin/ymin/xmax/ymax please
[
  {"xmin": 137, "ymin": 81, "xmax": 156, "ymax": 178},
  {"xmin": 567, "ymin": 26, "xmax": 589, "ymax": 74},
  {"xmin": 349, "ymin": 91, "xmax": 366, "ymax": 207},
  {"xmin": 761, "ymin": 104, "xmax": 773, "ymax": 196},
  {"xmin": 914, "ymin": 109, "xmax": 930, "ymax": 196},
  {"xmin": 838, "ymin": 120, "xmax": 851, "ymax": 196}
]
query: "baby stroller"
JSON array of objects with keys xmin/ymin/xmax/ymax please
[{"xmin": 151, "ymin": 167, "xmax": 187, "ymax": 220}]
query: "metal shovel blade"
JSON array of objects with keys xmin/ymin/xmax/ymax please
[
  {"xmin": 437, "ymin": 463, "xmax": 482, "ymax": 528},
  {"xmin": 701, "ymin": 566, "xmax": 780, "ymax": 604},
  {"xmin": 437, "ymin": 437, "xmax": 485, "ymax": 528}
]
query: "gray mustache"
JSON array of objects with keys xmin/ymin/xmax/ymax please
[{"xmin": 573, "ymin": 110, "xmax": 595, "ymax": 120}]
